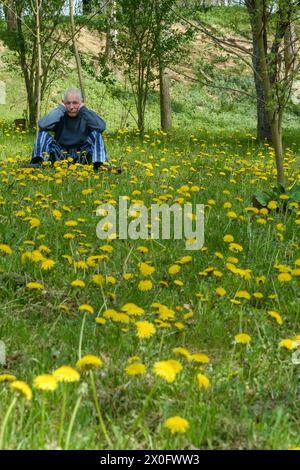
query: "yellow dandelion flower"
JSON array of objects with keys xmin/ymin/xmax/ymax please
[
  {"xmin": 65, "ymin": 220, "xmax": 78, "ymax": 227},
  {"xmin": 267, "ymin": 200, "xmax": 277, "ymax": 210},
  {"xmin": 41, "ymin": 259, "xmax": 55, "ymax": 270},
  {"xmin": 10, "ymin": 381, "xmax": 32, "ymax": 400},
  {"xmin": 95, "ymin": 317, "xmax": 106, "ymax": 325},
  {"xmin": 136, "ymin": 321, "xmax": 156, "ymax": 339},
  {"xmin": 138, "ymin": 280, "xmax": 153, "ymax": 291},
  {"xmin": 153, "ymin": 360, "xmax": 182, "ymax": 383},
  {"xmin": 227, "ymin": 256, "xmax": 239, "ymax": 264},
  {"xmin": 174, "ymin": 280, "xmax": 184, "ymax": 287},
  {"xmin": 235, "ymin": 290, "xmax": 251, "ymax": 300},
  {"xmin": 53, "ymin": 366, "xmax": 80, "ymax": 383},
  {"xmin": 223, "ymin": 234, "xmax": 234, "ymax": 243},
  {"xmin": 71, "ymin": 279, "xmax": 85, "ymax": 288},
  {"xmin": 213, "ymin": 270, "xmax": 223, "ymax": 278},
  {"xmin": 100, "ymin": 245, "xmax": 113, "ymax": 253},
  {"xmin": 191, "ymin": 353, "xmax": 210, "ymax": 364},
  {"xmin": 173, "ymin": 347, "xmax": 192, "ymax": 361},
  {"xmin": 127, "ymin": 346, "xmax": 140, "ymax": 357},
  {"xmin": 62, "ymin": 254, "xmax": 73, "ymax": 264},
  {"xmin": 78, "ymin": 304, "xmax": 94, "ymax": 314},
  {"xmin": 26, "ymin": 282, "xmax": 44, "ymax": 290},
  {"xmin": 75, "ymin": 260, "xmax": 88, "ymax": 270},
  {"xmin": 215, "ymin": 287, "xmax": 226, "ymax": 297},
  {"xmin": 92, "ymin": 274, "xmax": 105, "ymax": 286},
  {"xmin": 121, "ymin": 303, "xmax": 145, "ymax": 316},
  {"xmin": 38, "ymin": 245, "xmax": 51, "ymax": 254},
  {"xmin": 279, "ymin": 339, "xmax": 298, "ymax": 350},
  {"xmin": 64, "ymin": 233, "xmax": 75, "ymax": 239},
  {"xmin": 125, "ymin": 363, "xmax": 146, "ymax": 376},
  {"xmin": 164, "ymin": 416, "xmax": 189, "ymax": 434},
  {"xmin": 168, "ymin": 264, "xmax": 181, "ymax": 275},
  {"xmin": 33, "ymin": 374, "xmax": 58, "ymax": 392},
  {"xmin": 139, "ymin": 262, "xmax": 155, "ymax": 276},
  {"xmin": 103, "ymin": 308, "xmax": 118, "ymax": 319},
  {"xmin": 256, "ymin": 275, "xmax": 266, "ymax": 285},
  {"xmin": 58, "ymin": 304, "xmax": 69, "ymax": 313},
  {"xmin": 154, "ymin": 304, "xmax": 175, "ymax": 321},
  {"xmin": 137, "ymin": 246, "xmax": 149, "ymax": 253},
  {"xmin": 278, "ymin": 273, "xmax": 292, "ymax": 282},
  {"xmin": 76, "ymin": 355, "xmax": 103, "ymax": 371},
  {"xmin": 175, "ymin": 322, "xmax": 185, "ymax": 330},
  {"xmin": 235, "ymin": 333, "xmax": 251, "ymax": 344},
  {"xmin": 52, "ymin": 209, "xmax": 62, "ymax": 220},
  {"xmin": 268, "ymin": 310, "xmax": 283, "ymax": 325},
  {"xmin": 177, "ymin": 256, "xmax": 192, "ymax": 265},
  {"xmin": 197, "ymin": 373, "xmax": 210, "ymax": 390},
  {"xmin": 253, "ymin": 292, "xmax": 264, "ymax": 299},
  {"xmin": 106, "ymin": 275, "xmax": 117, "ymax": 285},
  {"xmin": 29, "ymin": 217, "xmax": 40, "ymax": 228},
  {"xmin": 0, "ymin": 244, "xmax": 13, "ymax": 255},
  {"xmin": 111, "ymin": 312, "xmax": 130, "ymax": 324},
  {"xmin": 123, "ymin": 272, "xmax": 134, "ymax": 280},
  {"xmin": 0, "ymin": 374, "xmax": 17, "ymax": 382},
  {"xmin": 229, "ymin": 243, "xmax": 243, "ymax": 253}
]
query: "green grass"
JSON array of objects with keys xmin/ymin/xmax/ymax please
[{"xmin": 0, "ymin": 127, "xmax": 299, "ymax": 449}]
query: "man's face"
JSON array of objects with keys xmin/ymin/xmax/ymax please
[{"xmin": 63, "ymin": 93, "xmax": 82, "ymax": 117}]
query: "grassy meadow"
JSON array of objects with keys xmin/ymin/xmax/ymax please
[{"xmin": 0, "ymin": 7, "xmax": 300, "ymax": 451}]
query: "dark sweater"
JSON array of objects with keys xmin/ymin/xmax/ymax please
[{"xmin": 38, "ymin": 105, "xmax": 106, "ymax": 148}]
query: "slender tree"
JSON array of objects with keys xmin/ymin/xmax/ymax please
[
  {"xmin": 173, "ymin": 0, "xmax": 300, "ymax": 184},
  {"xmin": 113, "ymin": 0, "xmax": 193, "ymax": 132},
  {"xmin": 69, "ymin": 0, "xmax": 86, "ymax": 101},
  {"xmin": 35, "ymin": 0, "xmax": 42, "ymax": 133},
  {"xmin": 245, "ymin": 0, "xmax": 299, "ymax": 185}
]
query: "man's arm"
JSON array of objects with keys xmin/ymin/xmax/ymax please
[
  {"xmin": 79, "ymin": 106, "xmax": 106, "ymax": 133},
  {"xmin": 38, "ymin": 104, "xmax": 66, "ymax": 131}
]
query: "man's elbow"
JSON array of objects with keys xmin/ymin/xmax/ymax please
[
  {"xmin": 38, "ymin": 119, "xmax": 45, "ymax": 130},
  {"xmin": 98, "ymin": 119, "xmax": 106, "ymax": 132}
]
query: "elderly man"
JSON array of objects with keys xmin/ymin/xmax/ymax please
[{"xmin": 30, "ymin": 88, "xmax": 109, "ymax": 171}]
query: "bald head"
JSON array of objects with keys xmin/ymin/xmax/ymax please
[{"xmin": 63, "ymin": 88, "xmax": 84, "ymax": 117}]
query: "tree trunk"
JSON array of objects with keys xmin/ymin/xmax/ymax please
[
  {"xmin": 252, "ymin": 48, "xmax": 272, "ymax": 142},
  {"xmin": 137, "ymin": 92, "xmax": 145, "ymax": 134},
  {"xmin": 16, "ymin": 11, "xmax": 36, "ymax": 128},
  {"xmin": 159, "ymin": 66, "xmax": 172, "ymax": 131},
  {"xmin": 284, "ymin": 22, "xmax": 295, "ymax": 73},
  {"xmin": 105, "ymin": 0, "xmax": 117, "ymax": 64},
  {"xmin": 252, "ymin": 0, "xmax": 285, "ymax": 185},
  {"xmin": 35, "ymin": 0, "xmax": 42, "ymax": 134},
  {"xmin": 270, "ymin": 118, "xmax": 284, "ymax": 186},
  {"xmin": 69, "ymin": 0, "xmax": 86, "ymax": 101},
  {"xmin": 247, "ymin": 0, "xmax": 272, "ymax": 142},
  {"xmin": 3, "ymin": 1, "xmax": 17, "ymax": 31}
]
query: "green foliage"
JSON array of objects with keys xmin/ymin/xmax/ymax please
[
  {"xmin": 253, "ymin": 183, "xmax": 300, "ymax": 208},
  {"xmin": 109, "ymin": 0, "xmax": 195, "ymax": 130}
]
